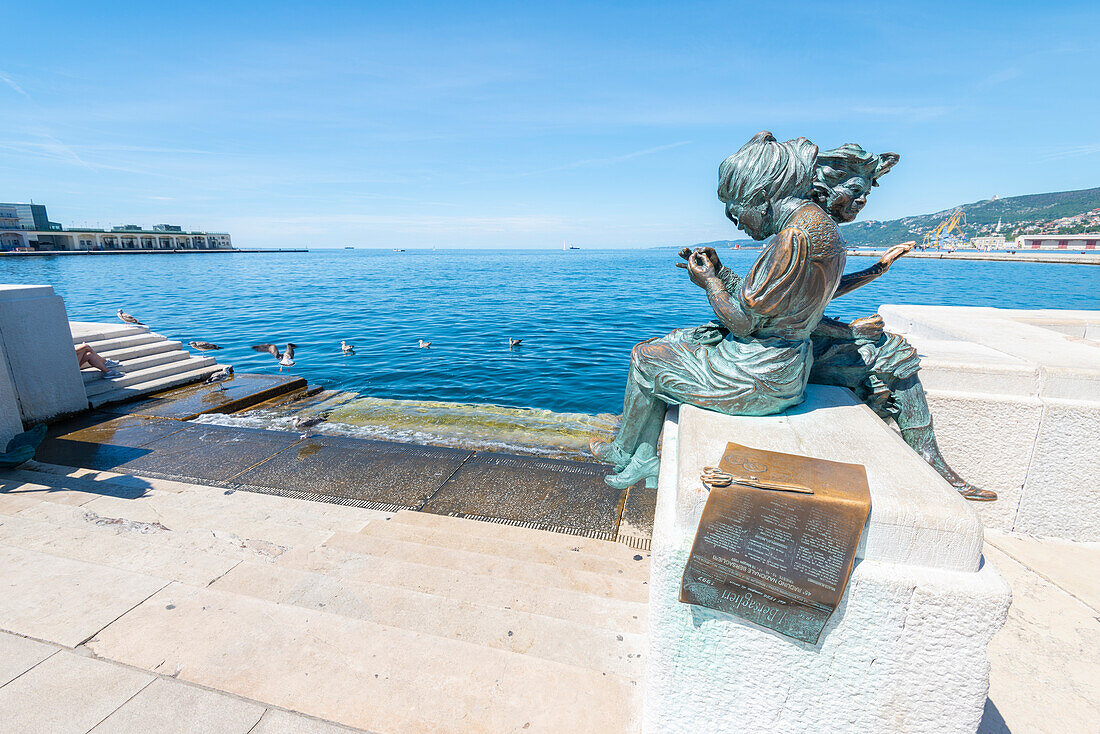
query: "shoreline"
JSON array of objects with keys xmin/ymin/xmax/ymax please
[
  {"xmin": 847, "ymin": 249, "xmax": 1099, "ymax": 265},
  {"xmin": 0, "ymin": 247, "xmax": 307, "ymax": 257}
]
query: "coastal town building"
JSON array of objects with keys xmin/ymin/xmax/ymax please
[
  {"xmin": 1015, "ymin": 233, "xmax": 1099, "ymax": 250},
  {"xmin": 970, "ymin": 234, "xmax": 1006, "ymax": 249},
  {"xmin": 0, "ymin": 201, "xmax": 232, "ymax": 252}
]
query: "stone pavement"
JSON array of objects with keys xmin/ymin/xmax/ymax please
[
  {"xmin": 0, "ymin": 462, "xmax": 1095, "ymax": 732},
  {"xmin": 0, "ymin": 463, "xmax": 649, "ymax": 733},
  {"xmin": 979, "ymin": 531, "xmax": 1100, "ymax": 733},
  {"xmin": 0, "ymin": 632, "xmax": 365, "ymax": 734}
]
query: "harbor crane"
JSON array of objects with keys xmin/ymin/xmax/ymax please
[{"xmin": 923, "ymin": 209, "xmax": 967, "ymax": 250}]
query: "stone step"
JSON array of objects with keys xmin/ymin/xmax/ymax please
[
  {"xmin": 89, "ymin": 364, "xmax": 224, "ymax": 408},
  {"xmin": 0, "ymin": 510, "xmax": 240, "ymax": 588},
  {"xmin": 6, "ymin": 466, "xmax": 382, "ymax": 537},
  {"xmin": 81, "ymin": 349, "xmax": 191, "ymax": 383},
  {"xmin": 4, "ymin": 467, "xmax": 647, "ymax": 633},
  {"xmin": 79, "ymin": 332, "xmax": 166, "ymax": 354},
  {"xmin": 389, "ymin": 510, "xmax": 650, "ymax": 565},
  {"xmin": 211, "ymin": 560, "xmax": 646, "ymax": 678},
  {"xmin": 278, "ymin": 540, "xmax": 648, "ymax": 634},
  {"xmin": 71, "ymin": 323, "xmax": 149, "ymax": 345},
  {"xmin": 97, "ymin": 339, "xmax": 184, "ymax": 362},
  {"xmin": 85, "ymin": 355, "xmax": 216, "ymax": 397},
  {"xmin": 322, "ymin": 529, "xmax": 649, "ymax": 603},
  {"xmin": 86, "ymin": 582, "xmax": 641, "ymax": 733},
  {"xmin": 362, "ymin": 512, "xmax": 648, "ymax": 579}
]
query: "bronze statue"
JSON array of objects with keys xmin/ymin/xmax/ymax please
[{"xmin": 591, "ymin": 132, "xmax": 995, "ymax": 501}]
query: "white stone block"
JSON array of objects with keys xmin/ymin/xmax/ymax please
[
  {"xmin": 924, "ymin": 391, "xmax": 1044, "ymax": 533},
  {"xmin": 879, "ymin": 305, "xmax": 1100, "ymax": 540},
  {"xmin": 0, "ymin": 284, "xmax": 87, "ymax": 424},
  {"xmin": 0, "ymin": 338, "xmax": 24, "ymax": 447},
  {"xmin": 644, "ymin": 399, "xmax": 1011, "ymax": 733},
  {"xmin": 673, "ymin": 387, "xmax": 985, "ymax": 573},
  {"xmin": 1014, "ymin": 398, "xmax": 1100, "ymax": 541}
]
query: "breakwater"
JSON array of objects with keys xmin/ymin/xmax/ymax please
[
  {"xmin": 0, "ymin": 248, "xmax": 307, "ymax": 256},
  {"xmin": 847, "ymin": 249, "xmax": 1099, "ymax": 265}
]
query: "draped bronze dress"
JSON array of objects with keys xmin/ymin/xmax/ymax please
[{"xmin": 632, "ymin": 202, "xmax": 846, "ymax": 416}]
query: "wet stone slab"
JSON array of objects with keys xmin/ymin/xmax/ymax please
[
  {"xmin": 35, "ymin": 414, "xmax": 190, "ymax": 471},
  {"xmin": 420, "ymin": 453, "xmax": 627, "ymax": 536},
  {"xmin": 104, "ymin": 423, "xmax": 304, "ymax": 484},
  {"xmin": 618, "ymin": 482, "xmax": 658, "ymax": 542},
  {"xmin": 231, "ymin": 435, "xmax": 472, "ymax": 510},
  {"xmin": 97, "ymin": 374, "xmax": 306, "ymax": 420}
]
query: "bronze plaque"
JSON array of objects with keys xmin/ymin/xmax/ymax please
[{"xmin": 680, "ymin": 442, "xmax": 871, "ymax": 644}]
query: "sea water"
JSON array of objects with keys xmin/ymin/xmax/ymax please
[{"xmin": 3, "ymin": 249, "xmax": 1097, "ymax": 456}]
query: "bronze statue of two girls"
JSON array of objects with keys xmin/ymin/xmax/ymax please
[{"xmin": 591, "ymin": 131, "xmax": 994, "ymax": 502}]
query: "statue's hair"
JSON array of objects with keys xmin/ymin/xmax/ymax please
[
  {"xmin": 717, "ymin": 131, "xmax": 818, "ymax": 207},
  {"xmin": 813, "ymin": 144, "xmax": 899, "ymax": 191}
]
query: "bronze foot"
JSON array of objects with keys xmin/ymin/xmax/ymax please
[
  {"xmin": 604, "ymin": 454, "xmax": 660, "ymax": 490},
  {"xmin": 589, "ymin": 438, "xmax": 629, "ymax": 472},
  {"xmin": 956, "ymin": 483, "xmax": 998, "ymax": 502}
]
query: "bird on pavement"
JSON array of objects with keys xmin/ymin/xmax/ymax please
[
  {"xmin": 117, "ymin": 309, "xmax": 143, "ymax": 325},
  {"xmin": 509, "ymin": 338, "xmax": 523, "ymax": 348},
  {"xmin": 189, "ymin": 340, "xmax": 221, "ymax": 357},
  {"xmin": 252, "ymin": 343, "xmax": 296, "ymax": 370},
  {"xmin": 291, "ymin": 414, "xmax": 326, "ymax": 439},
  {"xmin": 418, "ymin": 340, "xmax": 432, "ymax": 349},
  {"xmin": 340, "ymin": 340, "xmax": 355, "ymax": 355},
  {"xmin": 204, "ymin": 365, "xmax": 234, "ymax": 390}
]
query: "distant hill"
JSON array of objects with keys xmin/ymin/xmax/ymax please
[{"xmin": 682, "ymin": 186, "xmax": 1100, "ymax": 249}]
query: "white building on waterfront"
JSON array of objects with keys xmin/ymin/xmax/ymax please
[
  {"xmin": 1015, "ymin": 233, "xmax": 1099, "ymax": 250},
  {"xmin": 0, "ymin": 202, "xmax": 233, "ymax": 252},
  {"xmin": 970, "ymin": 235, "xmax": 1007, "ymax": 250}
]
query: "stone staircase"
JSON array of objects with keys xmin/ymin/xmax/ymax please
[
  {"xmin": 70, "ymin": 322, "xmax": 223, "ymax": 408},
  {"xmin": 0, "ymin": 462, "xmax": 649, "ymax": 733}
]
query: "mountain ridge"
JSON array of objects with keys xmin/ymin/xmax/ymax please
[{"xmin": 683, "ymin": 185, "xmax": 1100, "ymax": 249}]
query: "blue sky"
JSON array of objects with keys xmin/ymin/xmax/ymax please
[{"xmin": 2, "ymin": 1, "xmax": 1098, "ymax": 248}]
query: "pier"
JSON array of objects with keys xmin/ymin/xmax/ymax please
[
  {"xmin": 0, "ymin": 283, "xmax": 1096, "ymax": 733},
  {"xmin": 848, "ymin": 248, "xmax": 1100, "ymax": 264}
]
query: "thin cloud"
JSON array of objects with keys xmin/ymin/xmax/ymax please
[
  {"xmin": 516, "ymin": 140, "xmax": 692, "ymax": 178},
  {"xmin": 0, "ymin": 71, "xmax": 32, "ymax": 102},
  {"xmin": 1038, "ymin": 143, "xmax": 1100, "ymax": 160}
]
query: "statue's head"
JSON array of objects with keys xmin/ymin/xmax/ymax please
[
  {"xmin": 811, "ymin": 144, "xmax": 898, "ymax": 223},
  {"xmin": 717, "ymin": 131, "xmax": 818, "ymax": 240}
]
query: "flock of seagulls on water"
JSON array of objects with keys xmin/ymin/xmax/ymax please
[
  {"xmin": 118, "ymin": 308, "xmax": 526, "ymax": 416},
  {"xmin": 116, "ymin": 308, "xmax": 528, "ymax": 441}
]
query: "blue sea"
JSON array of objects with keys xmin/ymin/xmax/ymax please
[{"xmin": 3, "ymin": 249, "xmax": 1097, "ymax": 456}]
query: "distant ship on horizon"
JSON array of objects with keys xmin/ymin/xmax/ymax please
[{"xmin": 562, "ymin": 242, "xmax": 581, "ymax": 250}]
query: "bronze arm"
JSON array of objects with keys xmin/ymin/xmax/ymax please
[
  {"xmin": 703, "ymin": 278, "xmax": 755, "ymax": 336},
  {"xmin": 832, "ymin": 262, "xmax": 887, "ymax": 299}
]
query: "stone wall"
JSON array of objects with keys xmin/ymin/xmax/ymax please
[
  {"xmin": 880, "ymin": 304, "xmax": 1099, "ymax": 541},
  {"xmin": 0, "ymin": 285, "xmax": 88, "ymax": 443}
]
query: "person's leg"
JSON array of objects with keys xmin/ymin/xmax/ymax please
[
  {"xmin": 600, "ymin": 343, "xmax": 670, "ymax": 489},
  {"xmin": 893, "ymin": 376, "xmax": 997, "ymax": 501},
  {"xmin": 78, "ymin": 344, "xmax": 112, "ymax": 374}
]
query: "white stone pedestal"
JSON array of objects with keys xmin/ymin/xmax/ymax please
[
  {"xmin": 643, "ymin": 387, "xmax": 1011, "ymax": 734},
  {"xmin": 879, "ymin": 305, "xmax": 1100, "ymax": 541},
  {"xmin": 0, "ymin": 285, "xmax": 87, "ymax": 441}
]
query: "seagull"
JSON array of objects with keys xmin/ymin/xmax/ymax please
[
  {"xmin": 252, "ymin": 343, "xmax": 296, "ymax": 370},
  {"xmin": 418, "ymin": 340, "xmax": 432, "ymax": 349},
  {"xmin": 509, "ymin": 338, "xmax": 523, "ymax": 348},
  {"xmin": 189, "ymin": 340, "xmax": 221, "ymax": 357},
  {"xmin": 117, "ymin": 309, "xmax": 143, "ymax": 325},
  {"xmin": 340, "ymin": 340, "xmax": 355, "ymax": 355},
  {"xmin": 291, "ymin": 414, "xmax": 326, "ymax": 439},
  {"xmin": 204, "ymin": 365, "xmax": 234, "ymax": 391}
]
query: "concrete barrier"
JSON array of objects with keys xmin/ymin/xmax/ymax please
[
  {"xmin": 879, "ymin": 305, "xmax": 1100, "ymax": 541},
  {"xmin": 0, "ymin": 285, "xmax": 87, "ymax": 441},
  {"xmin": 644, "ymin": 390, "xmax": 1010, "ymax": 733}
]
